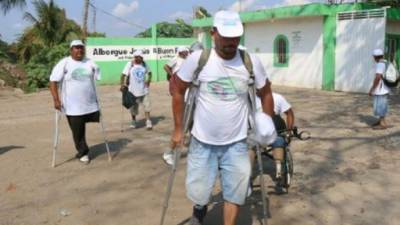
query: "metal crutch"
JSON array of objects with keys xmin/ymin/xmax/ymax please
[
  {"xmin": 159, "ymin": 145, "xmax": 182, "ymax": 225},
  {"xmin": 159, "ymin": 85, "xmax": 197, "ymax": 225},
  {"xmin": 248, "ymin": 80, "xmax": 268, "ymax": 225},
  {"xmin": 91, "ymin": 76, "xmax": 112, "ymax": 162},
  {"xmin": 52, "ymin": 110, "xmax": 61, "ymax": 168}
]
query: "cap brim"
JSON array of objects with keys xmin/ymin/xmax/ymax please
[{"xmin": 216, "ymin": 25, "xmax": 243, "ymax": 38}]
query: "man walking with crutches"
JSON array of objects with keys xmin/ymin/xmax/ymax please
[
  {"xmin": 49, "ymin": 40, "xmax": 110, "ymax": 165},
  {"xmin": 169, "ymin": 11, "xmax": 274, "ymax": 225}
]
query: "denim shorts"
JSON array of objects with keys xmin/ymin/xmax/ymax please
[
  {"xmin": 186, "ymin": 137, "xmax": 251, "ymax": 206},
  {"xmin": 270, "ymin": 136, "xmax": 287, "ymax": 148},
  {"xmin": 373, "ymin": 94, "xmax": 388, "ymax": 118}
]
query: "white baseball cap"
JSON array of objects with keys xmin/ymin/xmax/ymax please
[
  {"xmin": 133, "ymin": 50, "xmax": 143, "ymax": 57},
  {"xmin": 177, "ymin": 46, "xmax": 189, "ymax": 53},
  {"xmin": 372, "ymin": 48, "xmax": 383, "ymax": 56},
  {"xmin": 213, "ymin": 10, "xmax": 243, "ymax": 38},
  {"xmin": 70, "ymin": 40, "xmax": 85, "ymax": 48}
]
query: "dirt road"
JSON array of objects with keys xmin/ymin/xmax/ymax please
[{"xmin": 1, "ymin": 83, "xmax": 399, "ymax": 225}]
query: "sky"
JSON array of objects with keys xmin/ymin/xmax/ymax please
[{"xmin": 0, "ymin": 0, "xmax": 322, "ymax": 43}]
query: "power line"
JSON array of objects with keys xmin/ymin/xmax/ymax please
[{"xmin": 88, "ymin": 2, "xmax": 146, "ymax": 30}]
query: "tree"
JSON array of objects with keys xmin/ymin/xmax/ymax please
[
  {"xmin": 23, "ymin": 0, "xmax": 81, "ymax": 48},
  {"xmin": 0, "ymin": 0, "xmax": 26, "ymax": 14},
  {"xmin": 135, "ymin": 19, "xmax": 193, "ymax": 38}
]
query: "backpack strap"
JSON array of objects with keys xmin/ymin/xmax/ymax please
[
  {"xmin": 239, "ymin": 49, "xmax": 254, "ymax": 78},
  {"xmin": 192, "ymin": 49, "xmax": 211, "ymax": 85}
]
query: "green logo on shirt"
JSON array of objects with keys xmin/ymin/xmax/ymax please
[
  {"xmin": 206, "ymin": 77, "xmax": 247, "ymax": 101},
  {"xmin": 71, "ymin": 68, "xmax": 91, "ymax": 81}
]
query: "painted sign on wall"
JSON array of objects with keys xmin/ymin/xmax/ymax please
[{"xmin": 87, "ymin": 45, "xmax": 187, "ymax": 61}]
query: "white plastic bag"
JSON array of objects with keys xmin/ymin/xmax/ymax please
[{"xmin": 248, "ymin": 111, "xmax": 277, "ymax": 147}]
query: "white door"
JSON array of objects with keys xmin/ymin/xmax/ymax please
[{"xmin": 335, "ymin": 9, "xmax": 386, "ymax": 93}]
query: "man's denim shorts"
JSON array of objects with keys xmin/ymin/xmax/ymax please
[
  {"xmin": 373, "ymin": 94, "xmax": 388, "ymax": 118},
  {"xmin": 186, "ymin": 137, "xmax": 251, "ymax": 206}
]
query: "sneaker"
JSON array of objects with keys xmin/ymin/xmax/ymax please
[
  {"xmin": 146, "ymin": 119, "xmax": 153, "ymax": 130},
  {"xmin": 130, "ymin": 120, "xmax": 136, "ymax": 128},
  {"xmin": 162, "ymin": 150, "xmax": 174, "ymax": 166},
  {"xmin": 189, "ymin": 205, "xmax": 207, "ymax": 225},
  {"xmin": 79, "ymin": 155, "xmax": 90, "ymax": 164}
]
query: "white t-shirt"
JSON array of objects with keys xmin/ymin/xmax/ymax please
[
  {"xmin": 122, "ymin": 61, "xmax": 151, "ymax": 97},
  {"xmin": 49, "ymin": 57, "xmax": 100, "ymax": 116},
  {"xmin": 167, "ymin": 56, "xmax": 186, "ymax": 74},
  {"xmin": 373, "ymin": 60, "xmax": 390, "ymax": 95},
  {"xmin": 177, "ymin": 49, "xmax": 269, "ymax": 145},
  {"xmin": 256, "ymin": 92, "xmax": 291, "ymax": 115}
]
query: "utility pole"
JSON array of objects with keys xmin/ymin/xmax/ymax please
[
  {"xmin": 82, "ymin": 0, "xmax": 90, "ymax": 39},
  {"xmin": 92, "ymin": 3, "xmax": 96, "ymax": 33}
]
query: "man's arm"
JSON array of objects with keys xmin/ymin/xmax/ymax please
[
  {"xmin": 49, "ymin": 81, "xmax": 61, "ymax": 110},
  {"xmin": 369, "ymin": 74, "xmax": 381, "ymax": 96},
  {"xmin": 146, "ymin": 72, "xmax": 152, "ymax": 87},
  {"xmin": 120, "ymin": 74, "xmax": 128, "ymax": 91},
  {"xmin": 171, "ymin": 75, "xmax": 190, "ymax": 148},
  {"xmin": 258, "ymin": 79, "xmax": 274, "ymax": 117},
  {"xmin": 284, "ymin": 108, "xmax": 295, "ymax": 130},
  {"xmin": 164, "ymin": 64, "xmax": 173, "ymax": 81}
]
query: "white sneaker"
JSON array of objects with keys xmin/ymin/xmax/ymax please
[
  {"xmin": 146, "ymin": 119, "xmax": 153, "ymax": 130},
  {"xmin": 130, "ymin": 120, "xmax": 136, "ymax": 128},
  {"xmin": 163, "ymin": 150, "xmax": 174, "ymax": 166},
  {"xmin": 79, "ymin": 155, "xmax": 90, "ymax": 164}
]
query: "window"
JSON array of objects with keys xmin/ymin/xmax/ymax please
[{"xmin": 274, "ymin": 35, "xmax": 289, "ymax": 67}]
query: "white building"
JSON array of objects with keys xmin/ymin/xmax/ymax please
[{"xmin": 193, "ymin": 3, "xmax": 400, "ymax": 93}]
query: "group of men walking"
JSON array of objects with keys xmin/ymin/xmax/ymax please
[{"xmin": 49, "ymin": 9, "xmax": 393, "ymax": 225}]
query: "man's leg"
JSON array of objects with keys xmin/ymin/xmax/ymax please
[
  {"xmin": 373, "ymin": 95, "xmax": 389, "ymax": 129},
  {"xmin": 66, "ymin": 115, "xmax": 89, "ymax": 158},
  {"xmin": 143, "ymin": 94, "xmax": 152, "ymax": 129},
  {"xmin": 129, "ymin": 100, "xmax": 139, "ymax": 128},
  {"xmin": 223, "ymin": 202, "xmax": 239, "ymax": 225},
  {"xmin": 271, "ymin": 136, "xmax": 286, "ymax": 179},
  {"xmin": 186, "ymin": 137, "xmax": 218, "ymax": 224},
  {"xmin": 219, "ymin": 140, "xmax": 251, "ymax": 225}
]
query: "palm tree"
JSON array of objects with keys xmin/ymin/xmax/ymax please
[
  {"xmin": 0, "ymin": 0, "xmax": 26, "ymax": 14},
  {"xmin": 23, "ymin": 0, "xmax": 81, "ymax": 48}
]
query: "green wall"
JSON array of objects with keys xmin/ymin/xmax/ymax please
[{"xmin": 87, "ymin": 37, "xmax": 195, "ymax": 85}]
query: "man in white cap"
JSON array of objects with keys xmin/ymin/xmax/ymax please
[
  {"xmin": 49, "ymin": 40, "xmax": 101, "ymax": 164},
  {"xmin": 170, "ymin": 10, "xmax": 274, "ymax": 225},
  {"xmin": 369, "ymin": 48, "xmax": 390, "ymax": 129},
  {"xmin": 120, "ymin": 49, "xmax": 153, "ymax": 129},
  {"xmin": 164, "ymin": 46, "xmax": 189, "ymax": 82}
]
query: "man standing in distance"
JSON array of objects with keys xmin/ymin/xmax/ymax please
[{"xmin": 49, "ymin": 40, "xmax": 102, "ymax": 164}]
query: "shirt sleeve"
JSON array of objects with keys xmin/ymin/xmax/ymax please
[
  {"xmin": 145, "ymin": 63, "xmax": 152, "ymax": 73},
  {"xmin": 176, "ymin": 50, "xmax": 202, "ymax": 82},
  {"xmin": 49, "ymin": 58, "xmax": 67, "ymax": 82},
  {"xmin": 250, "ymin": 54, "xmax": 269, "ymax": 89},
  {"xmin": 376, "ymin": 62, "xmax": 386, "ymax": 75},
  {"xmin": 167, "ymin": 57, "xmax": 177, "ymax": 68},
  {"xmin": 276, "ymin": 94, "xmax": 291, "ymax": 113},
  {"xmin": 122, "ymin": 61, "xmax": 131, "ymax": 76},
  {"xmin": 91, "ymin": 60, "xmax": 101, "ymax": 81}
]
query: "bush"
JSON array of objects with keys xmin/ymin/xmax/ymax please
[{"xmin": 24, "ymin": 43, "xmax": 69, "ymax": 92}]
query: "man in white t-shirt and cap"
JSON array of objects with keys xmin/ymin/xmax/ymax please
[
  {"xmin": 369, "ymin": 48, "xmax": 390, "ymax": 130},
  {"xmin": 49, "ymin": 40, "xmax": 101, "ymax": 164},
  {"xmin": 164, "ymin": 46, "xmax": 189, "ymax": 96},
  {"xmin": 171, "ymin": 10, "xmax": 274, "ymax": 225},
  {"xmin": 164, "ymin": 46, "xmax": 189, "ymax": 81},
  {"xmin": 120, "ymin": 50, "xmax": 153, "ymax": 129}
]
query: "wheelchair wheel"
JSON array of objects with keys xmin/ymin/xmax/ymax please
[{"xmin": 283, "ymin": 149, "xmax": 294, "ymax": 189}]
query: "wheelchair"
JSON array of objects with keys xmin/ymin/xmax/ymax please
[{"xmin": 259, "ymin": 126, "xmax": 310, "ymax": 192}]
